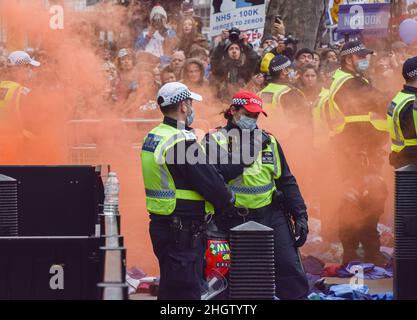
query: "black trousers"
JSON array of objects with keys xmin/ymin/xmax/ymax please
[
  {"xmin": 149, "ymin": 216, "xmax": 205, "ymax": 300},
  {"xmin": 330, "ymin": 136, "xmax": 388, "ymax": 264},
  {"xmin": 338, "ymin": 198, "xmax": 383, "ymax": 264},
  {"xmin": 214, "ymin": 203, "xmax": 309, "ymax": 300}
]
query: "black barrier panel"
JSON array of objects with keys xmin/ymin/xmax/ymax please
[
  {"xmin": 394, "ymin": 165, "xmax": 417, "ymax": 300},
  {"xmin": 0, "ymin": 175, "xmax": 18, "ymax": 236},
  {"xmin": 230, "ymin": 221, "xmax": 275, "ymax": 300},
  {"xmin": 0, "ymin": 166, "xmax": 104, "ymax": 237},
  {"xmin": 0, "ymin": 237, "xmax": 104, "ymax": 300}
]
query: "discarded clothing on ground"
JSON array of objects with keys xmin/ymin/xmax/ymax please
[
  {"xmin": 126, "ymin": 266, "xmax": 159, "ymax": 295},
  {"xmin": 302, "ymin": 255, "xmax": 326, "ymax": 275},
  {"xmin": 308, "ymin": 284, "xmax": 393, "ymax": 300},
  {"xmin": 321, "ymin": 264, "xmax": 341, "ymax": 277},
  {"xmin": 336, "ymin": 261, "xmax": 393, "ymax": 280},
  {"xmin": 378, "ymin": 224, "xmax": 394, "ymax": 248},
  {"xmin": 318, "ymin": 260, "xmax": 393, "ymax": 279},
  {"xmin": 306, "ymin": 273, "xmax": 322, "ymax": 294},
  {"xmin": 302, "ymin": 241, "xmax": 344, "ymax": 264}
]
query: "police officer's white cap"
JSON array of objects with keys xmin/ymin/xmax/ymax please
[
  {"xmin": 157, "ymin": 82, "xmax": 202, "ymax": 107},
  {"xmin": 8, "ymin": 51, "xmax": 41, "ymax": 67}
]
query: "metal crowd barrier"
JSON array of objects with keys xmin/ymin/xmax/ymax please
[
  {"xmin": 67, "ymin": 118, "xmax": 161, "ymax": 165},
  {"xmin": 97, "ymin": 175, "xmax": 128, "ymax": 300}
]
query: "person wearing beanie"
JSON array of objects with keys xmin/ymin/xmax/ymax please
[
  {"xmin": 326, "ymin": 40, "xmax": 390, "ymax": 266},
  {"xmin": 295, "ymin": 48, "xmax": 314, "ymax": 68},
  {"xmin": 149, "ymin": 4, "xmax": 168, "ymax": 22},
  {"xmin": 387, "ymin": 56, "xmax": 417, "ymax": 168},
  {"xmin": 202, "ymin": 91, "xmax": 309, "ymax": 300},
  {"xmin": 134, "ymin": 4, "xmax": 176, "ymax": 61},
  {"xmin": 258, "ymin": 34, "xmax": 279, "ymax": 61},
  {"xmin": 260, "ymin": 34, "xmax": 278, "ymax": 50}
]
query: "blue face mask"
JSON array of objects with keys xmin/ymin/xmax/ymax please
[
  {"xmin": 237, "ymin": 115, "xmax": 257, "ymax": 131},
  {"xmin": 356, "ymin": 59, "xmax": 370, "ymax": 72},
  {"xmin": 186, "ymin": 105, "xmax": 195, "ymax": 127}
]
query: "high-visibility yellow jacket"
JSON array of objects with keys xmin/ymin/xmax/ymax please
[
  {"xmin": 387, "ymin": 91, "xmax": 417, "ymax": 153},
  {"xmin": 327, "ymin": 69, "xmax": 388, "ymax": 136},
  {"xmin": 0, "ymin": 80, "xmax": 34, "ymax": 139},
  {"xmin": 0, "ymin": 80, "xmax": 24, "ymax": 111},
  {"xmin": 208, "ymin": 129, "xmax": 282, "ymax": 209},
  {"xmin": 141, "ymin": 123, "xmax": 214, "ymax": 215}
]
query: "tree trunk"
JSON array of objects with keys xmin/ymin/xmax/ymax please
[{"xmin": 265, "ymin": 0, "xmax": 329, "ymax": 50}]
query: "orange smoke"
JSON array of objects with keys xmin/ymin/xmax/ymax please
[
  {"xmin": 0, "ymin": 1, "xmax": 160, "ymax": 274},
  {"xmin": 0, "ymin": 1, "xmax": 397, "ymax": 277}
]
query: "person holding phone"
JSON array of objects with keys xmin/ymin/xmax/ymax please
[
  {"xmin": 210, "ymin": 29, "xmax": 260, "ymax": 102},
  {"xmin": 272, "ymin": 15, "xmax": 286, "ymax": 37}
]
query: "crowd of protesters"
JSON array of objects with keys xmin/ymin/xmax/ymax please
[
  {"xmin": 2, "ymin": 0, "xmax": 417, "ymax": 282},
  {"xmin": 1, "ymin": 0, "xmax": 415, "ymax": 122}
]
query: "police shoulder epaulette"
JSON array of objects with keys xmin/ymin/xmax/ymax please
[{"xmin": 263, "ymin": 129, "xmax": 277, "ymax": 141}]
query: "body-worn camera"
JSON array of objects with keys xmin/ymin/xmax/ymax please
[{"xmin": 228, "ymin": 27, "xmax": 241, "ymax": 43}]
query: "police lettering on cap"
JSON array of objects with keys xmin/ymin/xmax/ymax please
[
  {"xmin": 231, "ymin": 91, "xmax": 268, "ymax": 116},
  {"xmin": 157, "ymin": 82, "xmax": 202, "ymax": 107},
  {"xmin": 269, "ymin": 54, "xmax": 291, "ymax": 75},
  {"xmin": 402, "ymin": 56, "xmax": 417, "ymax": 81}
]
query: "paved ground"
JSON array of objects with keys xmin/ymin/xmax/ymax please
[
  {"xmin": 129, "ymin": 278, "xmax": 393, "ymax": 300},
  {"xmin": 130, "ymin": 293, "xmax": 157, "ymax": 300}
]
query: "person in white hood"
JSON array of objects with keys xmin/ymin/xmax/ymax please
[{"xmin": 134, "ymin": 5, "xmax": 176, "ymax": 62}]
